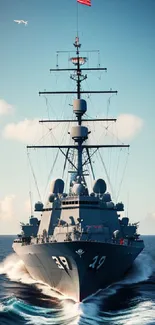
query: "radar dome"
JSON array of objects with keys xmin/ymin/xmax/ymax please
[
  {"xmin": 34, "ymin": 201, "xmax": 44, "ymax": 212},
  {"xmin": 106, "ymin": 201, "xmax": 114, "ymax": 209},
  {"xmin": 102, "ymin": 193, "xmax": 111, "ymax": 202},
  {"xmin": 48, "ymin": 193, "xmax": 55, "ymax": 203},
  {"xmin": 116, "ymin": 202, "xmax": 124, "ymax": 211},
  {"xmin": 93, "ymin": 179, "xmax": 107, "ymax": 194},
  {"xmin": 50, "ymin": 179, "xmax": 64, "ymax": 194},
  {"xmin": 71, "ymin": 126, "xmax": 88, "ymax": 141},
  {"xmin": 121, "ymin": 217, "xmax": 129, "ymax": 226},
  {"xmin": 73, "ymin": 99, "xmax": 87, "ymax": 116},
  {"xmin": 72, "ymin": 183, "xmax": 85, "ymax": 196}
]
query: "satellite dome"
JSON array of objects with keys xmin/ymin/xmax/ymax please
[
  {"xmin": 73, "ymin": 99, "xmax": 87, "ymax": 116},
  {"xmin": 102, "ymin": 193, "xmax": 111, "ymax": 202},
  {"xmin": 50, "ymin": 179, "xmax": 64, "ymax": 194},
  {"xmin": 72, "ymin": 183, "xmax": 85, "ymax": 196},
  {"xmin": 48, "ymin": 193, "xmax": 55, "ymax": 203},
  {"xmin": 71, "ymin": 126, "xmax": 88, "ymax": 141},
  {"xmin": 121, "ymin": 217, "xmax": 129, "ymax": 226},
  {"xmin": 116, "ymin": 202, "xmax": 124, "ymax": 211},
  {"xmin": 34, "ymin": 201, "xmax": 44, "ymax": 212},
  {"xmin": 62, "ymin": 193, "xmax": 67, "ymax": 198},
  {"xmin": 93, "ymin": 179, "xmax": 107, "ymax": 194},
  {"xmin": 106, "ymin": 201, "xmax": 114, "ymax": 209}
]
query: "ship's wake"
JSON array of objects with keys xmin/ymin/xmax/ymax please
[
  {"xmin": 0, "ymin": 253, "xmax": 74, "ymax": 300},
  {"xmin": 0, "ymin": 296, "xmax": 81, "ymax": 325},
  {"xmin": 0, "ymin": 254, "xmax": 81, "ymax": 324},
  {"xmin": 0, "ymin": 252, "xmax": 154, "ymax": 325},
  {"xmin": 118, "ymin": 252, "xmax": 155, "ymax": 285}
]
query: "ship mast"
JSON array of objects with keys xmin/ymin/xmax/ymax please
[{"xmin": 27, "ymin": 37, "xmax": 129, "ymax": 185}]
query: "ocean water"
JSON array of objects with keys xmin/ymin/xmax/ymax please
[{"xmin": 0, "ymin": 236, "xmax": 155, "ymax": 325}]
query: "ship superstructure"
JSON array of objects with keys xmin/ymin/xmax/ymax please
[{"xmin": 13, "ymin": 36, "xmax": 144, "ymax": 302}]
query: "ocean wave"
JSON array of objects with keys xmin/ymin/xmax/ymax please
[
  {"xmin": 0, "ymin": 253, "xmax": 36, "ymax": 284},
  {"xmin": 0, "ymin": 253, "xmax": 75, "ymax": 301},
  {"xmin": 1, "ymin": 295, "xmax": 155, "ymax": 325},
  {"xmin": 0, "ymin": 250, "xmax": 155, "ymax": 325},
  {"xmin": 0, "ymin": 296, "xmax": 80, "ymax": 325},
  {"xmin": 118, "ymin": 252, "xmax": 155, "ymax": 285},
  {"xmin": 100, "ymin": 300, "xmax": 155, "ymax": 325},
  {"xmin": 0, "ymin": 250, "xmax": 154, "ymax": 306}
]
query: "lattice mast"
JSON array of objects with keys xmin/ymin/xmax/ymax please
[{"xmin": 27, "ymin": 37, "xmax": 129, "ymax": 184}]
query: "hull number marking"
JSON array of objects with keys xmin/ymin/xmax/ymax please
[
  {"xmin": 52, "ymin": 256, "xmax": 70, "ymax": 270},
  {"xmin": 89, "ymin": 255, "xmax": 106, "ymax": 270}
]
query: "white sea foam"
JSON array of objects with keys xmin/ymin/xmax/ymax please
[
  {"xmin": 0, "ymin": 253, "xmax": 36, "ymax": 284},
  {"xmin": 119, "ymin": 252, "xmax": 154, "ymax": 285},
  {"xmin": 0, "ymin": 253, "xmax": 76, "ymax": 302},
  {"xmin": 0, "ymin": 254, "xmax": 80, "ymax": 324},
  {"xmin": 0, "ymin": 303, "xmax": 4, "ymax": 312},
  {"xmin": 0, "ymin": 250, "xmax": 154, "ymax": 325},
  {"xmin": 81, "ymin": 250, "xmax": 155, "ymax": 319},
  {"xmin": 114, "ymin": 301, "xmax": 155, "ymax": 325}
]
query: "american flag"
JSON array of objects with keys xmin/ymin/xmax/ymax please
[{"xmin": 77, "ymin": 0, "xmax": 91, "ymax": 6}]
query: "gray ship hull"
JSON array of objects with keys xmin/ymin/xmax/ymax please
[{"xmin": 13, "ymin": 241, "xmax": 144, "ymax": 301}]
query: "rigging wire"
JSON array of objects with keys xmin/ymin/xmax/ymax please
[
  {"xmin": 27, "ymin": 150, "xmax": 33, "ymax": 216},
  {"xmin": 126, "ymin": 191, "xmax": 130, "ymax": 218},
  {"xmin": 43, "ymin": 149, "xmax": 59, "ymax": 202},
  {"xmin": 87, "ymin": 160, "xmax": 93, "ymax": 190},
  {"xmin": 64, "ymin": 160, "xmax": 69, "ymax": 193},
  {"xmin": 116, "ymin": 148, "xmax": 130, "ymax": 202},
  {"xmin": 42, "ymin": 120, "xmax": 71, "ymax": 199},
  {"xmin": 41, "ymin": 61, "xmax": 75, "ymax": 196},
  {"xmin": 27, "ymin": 151, "xmax": 42, "ymax": 202},
  {"xmin": 98, "ymin": 149, "xmax": 115, "ymax": 199},
  {"xmin": 114, "ymin": 148, "xmax": 122, "ymax": 196},
  {"xmin": 29, "ymin": 191, "xmax": 33, "ymax": 217},
  {"xmin": 43, "ymin": 95, "xmax": 57, "ymax": 119},
  {"xmin": 97, "ymin": 50, "xmax": 100, "ymax": 68},
  {"xmin": 56, "ymin": 52, "xmax": 58, "ymax": 68},
  {"xmin": 106, "ymin": 96, "xmax": 115, "ymax": 183},
  {"xmin": 44, "ymin": 96, "xmax": 50, "ymax": 120}
]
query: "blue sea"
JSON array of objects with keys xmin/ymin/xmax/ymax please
[{"xmin": 0, "ymin": 235, "xmax": 155, "ymax": 325}]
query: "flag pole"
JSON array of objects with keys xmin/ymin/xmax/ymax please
[{"xmin": 76, "ymin": 1, "xmax": 79, "ymax": 37}]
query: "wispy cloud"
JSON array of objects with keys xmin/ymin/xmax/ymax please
[
  {"xmin": 88, "ymin": 113, "xmax": 143, "ymax": 144},
  {"xmin": 0, "ymin": 99, "xmax": 13, "ymax": 116},
  {"xmin": 0, "ymin": 195, "xmax": 16, "ymax": 220},
  {"xmin": 2, "ymin": 118, "xmax": 41, "ymax": 144},
  {"xmin": 2, "ymin": 113, "xmax": 143, "ymax": 144},
  {"xmin": 139, "ymin": 212, "xmax": 155, "ymax": 235},
  {"xmin": 0, "ymin": 195, "xmax": 30, "ymax": 234},
  {"xmin": 115, "ymin": 114, "xmax": 143, "ymax": 140}
]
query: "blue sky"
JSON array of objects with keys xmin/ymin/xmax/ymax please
[{"xmin": 0, "ymin": 0, "xmax": 155, "ymax": 234}]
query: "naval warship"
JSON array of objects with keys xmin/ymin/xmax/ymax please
[{"xmin": 13, "ymin": 36, "xmax": 144, "ymax": 302}]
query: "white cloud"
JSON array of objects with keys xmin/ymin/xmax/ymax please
[
  {"xmin": 2, "ymin": 118, "xmax": 42, "ymax": 144},
  {"xmin": 0, "ymin": 195, "xmax": 16, "ymax": 220},
  {"xmin": 24, "ymin": 198, "xmax": 31, "ymax": 214},
  {"xmin": 87, "ymin": 113, "xmax": 143, "ymax": 144},
  {"xmin": 116, "ymin": 114, "xmax": 143, "ymax": 140},
  {"xmin": 139, "ymin": 212, "xmax": 155, "ymax": 235},
  {"xmin": 2, "ymin": 118, "xmax": 71, "ymax": 145},
  {"xmin": 0, "ymin": 195, "xmax": 32, "ymax": 234},
  {"xmin": 0, "ymin": 99, "xmax": 13, "ymax": 115},
  {"xmin": 2, "ymin": 113, "xmax": 143, "ymax": 145}
]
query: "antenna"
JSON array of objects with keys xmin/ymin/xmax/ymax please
[
  {"xmin": 77, "ymin": 1, "xmax": 79, "ymax": 37},
  {"xmin": 127, "ymin": 191, "xmax": 129, "ymax": 218},
  {"xmin": 29, "ymin": 191, "xmax": 33, "ymax": 217},
  {"xmin": 29, "ymin": 37, "xmax": 129, "ymax": 185}
]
